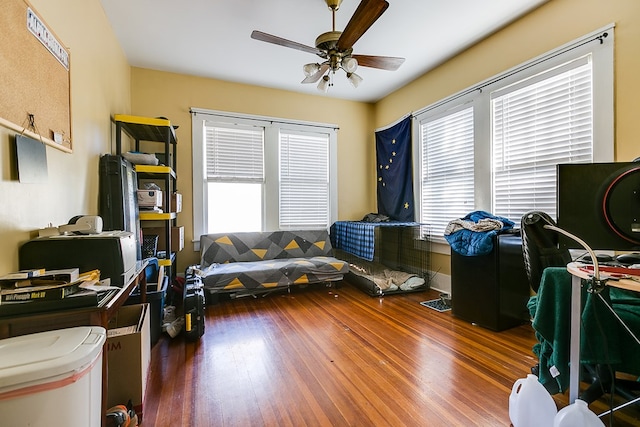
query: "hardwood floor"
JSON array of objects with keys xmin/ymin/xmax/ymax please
[{"xmin": 142, "ymin": 283, "xmax": 640, "ymax": 426}]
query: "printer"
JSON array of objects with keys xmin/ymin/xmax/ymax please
[{"xmin": 19, "ymin": 231, "xmax": 138, "ymax": 286}]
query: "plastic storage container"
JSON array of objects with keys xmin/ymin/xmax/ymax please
[
  {"xmin": 0, "ymin": 326, "xmax": 106, "ymax": 427},
  {"xmin": 554, "ymin": 399, "xmax": 605, "ymax": 427},
  {"xmin": 509, "ymin": 374, "xmax": 558, "ymax": 427}
]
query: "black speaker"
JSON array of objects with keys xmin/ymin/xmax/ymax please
[{"xmin": 99, "ymin": 154, "xmax": 142, "ymax": 260}]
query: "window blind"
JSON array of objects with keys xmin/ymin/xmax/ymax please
[
  {"xmin": 492, "ymin": 57, "xmax": 593, "ymax": 221},
  {"xmin": 279, "ymin": 131, "xmax": 330, "ymax": 229},
  {"xmin": 205, "ymin": 123, "xmax": 264, "ymax": 182},
  {"xmin": 421, "ymin": 106, "xmax": 475, "ymax": 239}
]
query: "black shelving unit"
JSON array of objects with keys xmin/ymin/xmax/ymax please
[{"xmin": 114, "ymin": 114, "xmax": 179, "ymax": 279}]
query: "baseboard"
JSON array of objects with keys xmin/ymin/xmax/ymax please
[{"xmin": 428, "ymin": 271, "xmax": 451, "ymax": 295}]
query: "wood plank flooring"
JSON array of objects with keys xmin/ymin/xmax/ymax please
[{"xmin": 142, "ymin": 283, "xmax": 640, "ymax": 426}]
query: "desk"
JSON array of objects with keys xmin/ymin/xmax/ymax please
[
  {"xmin": 0, "ymin": 261, "xmax": 148, "ymax": 426},
  {"xmin": 566, "ymin": 262, "xmax": 640, "ymax": 404}
]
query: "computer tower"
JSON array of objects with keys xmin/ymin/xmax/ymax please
[
  {"xmin": 451, "ymin": 232, "xmax": 530, "ymax": 331},
  {"xmin": 99, "ymin": 154, "xmax": 142, "ymax": 260}
]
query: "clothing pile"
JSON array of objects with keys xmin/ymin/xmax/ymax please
[{"xmin": 444, "ymin": 210, "xmax": 514, "ymax": 256}]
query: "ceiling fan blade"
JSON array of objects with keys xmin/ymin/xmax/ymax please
[
  {"xmin": 251, "ymin": 30, "xmax": 322, "ymax": 56},
  {"xmin": 351, "ymin": 54, "xmax": 405, "ymax": 71},
  {"xmin": 337, "ymin": 0, "xmax": 389, "ymax": 51},
  {"xmin": 301, "ymin": 64, "xmax": 330, "ymax": 84}
]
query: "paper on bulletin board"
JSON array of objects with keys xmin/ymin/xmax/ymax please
[{"xmin": 0, "ymin": 0, "xmax": 72, "ymax": 153}]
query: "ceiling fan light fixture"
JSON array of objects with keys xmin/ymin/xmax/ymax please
[
  {"xmin": 252, "ymin": 0, "xmax": 404, "ymax": 93},
  {"xmin": 342, "ymin": 57, "xmax": 358, "ymax": 73},
  {"xmin": 317, "ymin": 75, "xmax": 331, "ymax": 92},
  {"xmin": 303, "ymin": 63, "xmax": 321, "ymax": 77},
  {"xmin": 347, "ymin": 72, "xmax": 363, "ymax": 88},
  {"xmin": 325, "ymin": 0, "xmax": 343, "ymax": 11}
]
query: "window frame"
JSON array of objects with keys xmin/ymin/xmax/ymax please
[
  {"xmin": 191, "ymin": 108, "xmax": 338, "ymax": 251},
  {"xmin": 412, "ymin": 25, "xmax": 614, "ymax": 253},
  {"xmin": 419, "ymin": 102, "xmax": 477, "ymax": 243},
  {"xmin": 278, "ymin": 127, "xmax": 332, "ymax": 230}
]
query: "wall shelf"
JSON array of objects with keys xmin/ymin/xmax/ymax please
[
  {"xmin": 135, "ymin": 165, "xmax": 176, "ymax": 179},
  {"xmin": 139, "ymin": 212, "xmax": 177, "ymax": 221}
]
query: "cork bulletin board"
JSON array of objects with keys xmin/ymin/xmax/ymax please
[{"xmin": 0, "ymin": 0, "xmax": 72, "ymax": 152}]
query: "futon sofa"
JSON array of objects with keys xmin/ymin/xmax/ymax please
[{"xmin": 194, "ymin": 230, "xmax": 349, "ymax": 298}]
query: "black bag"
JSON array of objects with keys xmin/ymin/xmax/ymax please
[
  {"xmin": 183, "ymin": 276, "xmax": 205, "ymax": 340},
  {"xmin": 361, "ymin": 212, "xmax": 390, "ymax": 223}
]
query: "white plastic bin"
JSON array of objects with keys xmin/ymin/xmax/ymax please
[{"xmin": 0, "ymin": 326, "xmax": 106, "ymax": 427}]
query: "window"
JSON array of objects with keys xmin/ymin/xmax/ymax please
[
  {"xmin": 205, "ymin": 123, "xmax": 264, "ymax": 233},
  {"xmin": 192, "ymin": 109, "xmax": 338, "ymax": 245},
  {"xmin": 279, "ymin": 130, "xmax": 330, "ymax": 229},
  {"xmin": 413, "ymin": 26, "xmax": 614, "ymax": 244},
  {"xmin": 420, "ymin": 106, "xmax": 475, "ymax": 241},
  {"xmin": 492, "ymin": 57, "xmax": 593, "ymax": 220}
]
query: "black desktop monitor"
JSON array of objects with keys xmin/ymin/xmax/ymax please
[{"xmin": 557, "ymin": 162, "xmax": 640, "ymax": 251}]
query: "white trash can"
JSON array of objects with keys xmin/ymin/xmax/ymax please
[{"xmin": 0, "ymin": 326, "xmax": 106, "ymax": 427}]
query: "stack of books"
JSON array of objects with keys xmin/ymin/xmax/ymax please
[{"xmin": 0, "ymin": 268, "xmax": 113, "ymax": 316}]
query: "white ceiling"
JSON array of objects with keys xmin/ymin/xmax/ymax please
[{"xmin": 99, "ymin": 0, "xmax": 548, "ymax": 103}]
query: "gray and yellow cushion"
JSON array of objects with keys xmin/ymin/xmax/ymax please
[
  {"xmin": 198, "ymin": 230, "xmax": 348, "ymax": 293},
  {"xmin": 201, "ymin": 230, "xmax": 334, "ymax": 265}
]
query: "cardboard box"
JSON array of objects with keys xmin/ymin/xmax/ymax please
[
  {"xmin": 171, "ymin": 192, "xmax": 182, "ymax": 213},
  {"xmin": 143, "ymin": 226, "xmax": 184, "ymax": 252},
  {"xmin": 107, "ymin": 303, "xmax": 151, "ymax": 419},
  {"xmin": 137, "ymin": 189, "xmax": 163, "ymax": 208}
]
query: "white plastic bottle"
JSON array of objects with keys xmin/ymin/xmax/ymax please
[
  {"xmin": 553, "ymin": 399, "xmax": 605, "ymax": 427},
  {"xmin": 509, "ymin": 374, "xmax": 558, "ymax": 427}
]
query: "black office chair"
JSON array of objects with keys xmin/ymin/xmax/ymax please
[
  {"xmin": 521, "ymin": 210, "xmax": 640, "ymax": 412},
  {"xmin": 521, "ymin": 211, "xmax": 572, "ymax": 293}
]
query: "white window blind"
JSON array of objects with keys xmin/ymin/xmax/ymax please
[
  {"xmin": 492, "ymin": 56, "xmax": 593, "ymax": 221},
  {"xmin": 421, "ymin": 106, "xmax": 475, "ymax": 240},
  {"xmin": 205, "ymin": 123, "xmax": 264, "ymax": 182},
  {"xmin": 411, "ymin": 26, "xmax": 612, "ymax": 252},
  {"xmin": 279, "ymin": 131, "xmax": 330, "ymax": 229}
]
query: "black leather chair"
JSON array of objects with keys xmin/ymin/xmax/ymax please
[
  {"xmin": 520, "ymin": 211, "xmax": 572, "ymax": 293},
  {"xmin": 521, "ymin": 210, "xmax": 640, "ymax": 411}
]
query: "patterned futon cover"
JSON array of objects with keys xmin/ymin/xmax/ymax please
[{"xmin": 198, "ymin": 230, "xmax": 349, "ymax": 293}]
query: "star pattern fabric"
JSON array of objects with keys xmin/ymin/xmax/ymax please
[{"xmin": 375, "ymin": 116, "xmax": 414, "ymax": 222}]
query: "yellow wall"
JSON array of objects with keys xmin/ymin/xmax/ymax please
[
  {"xmin": 130, "ymin": 68, "xmax": 375, "ymax": 270},
  {"xmin": 375, "ymin": 0, "xmax": 640, "ymax": 277},
  {"xmin": 0, "ymin": 0, "xmax": 130, "ymax": 274},
  {"xmin": 1, "ymin": 0, "xmax": 638, "ymax": 281}
]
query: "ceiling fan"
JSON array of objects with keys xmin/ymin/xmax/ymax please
[{"xmin": 251, "ymin": 0, "xmax": 405, "ymax": 92}]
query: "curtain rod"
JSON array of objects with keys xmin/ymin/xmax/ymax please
[
  {"xmin": 190, "ymin": 107, "xmax": 339, "ymax": 131},
  {"xmin": 375, "ymin": 113, "xmax": 411, "ymax": 133},
  {"xmin": 411, "ymin": 24, "xmax": 613, "ymax": 118}
]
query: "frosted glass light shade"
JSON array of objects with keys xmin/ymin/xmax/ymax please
[
  {"xmin": 347, "ymin": 72, "xmax": 363, "ymax": 88},
  {"xmin": 317, "ymin": 75, "xmax": 330, "ymax": 92},
  {"xmin": 303, "ymin": 63, "xmax": 321, "ymax": 77},
  {"xmin": 342, "ymin": 57, "xmax": 358, "ymax": 73}
]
